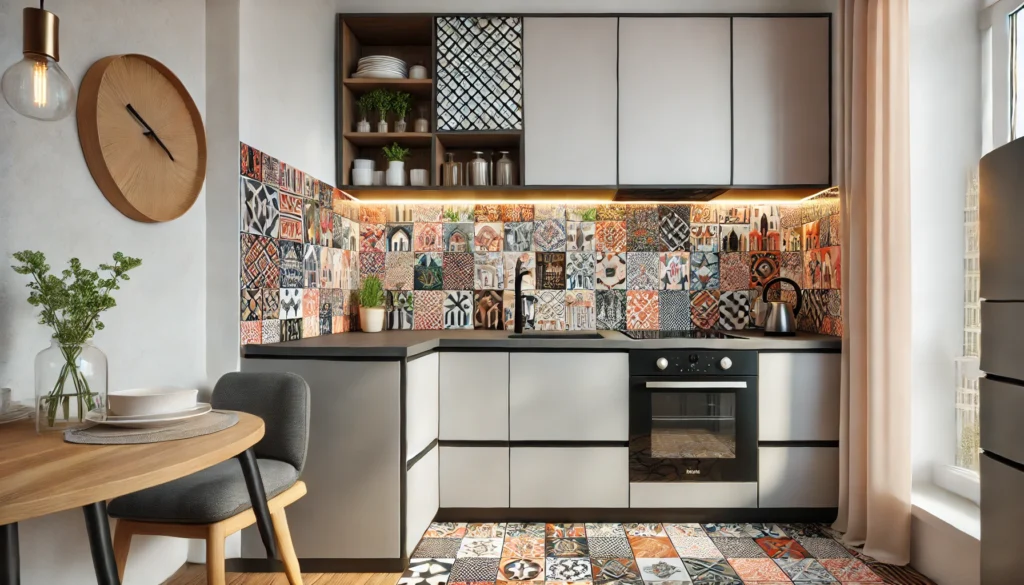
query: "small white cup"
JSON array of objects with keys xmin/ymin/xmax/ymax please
[
  {"xmin": 353, "ymin": 159, "xmax": 375, "ymax": 170},
  {"xmin": 409, "ymin": 169, "xmax": 429, "ymax": 186},
  {"xmin": 352, "ymin": 168, "xmax": 373, "ymax": 186},
  {"xmin": 409, "ymin": 65, "xmax": 428, "ymax": 79},
  {"xmin": 372, "ymin": 170, "xmax": 385, "ymax": 186}
]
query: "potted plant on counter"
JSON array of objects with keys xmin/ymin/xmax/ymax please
[
  {"xmin": 11, "ymin": 250, "xmax": 142, "ymax": 432},
  {"xmin": 383, "ymin": 142, "xmax": 410, "ymax": 186},
  {"xmin": 358, "ymin": 275, "xmax": 386, "ymax": 333},
  {"xmin": 392, "ymin": 91, "xmax": 412, "ymax": 132}
]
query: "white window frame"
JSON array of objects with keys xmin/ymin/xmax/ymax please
[{"xmin": 980, "ymin": 0, "xmax": 1024, "ymax": 153}]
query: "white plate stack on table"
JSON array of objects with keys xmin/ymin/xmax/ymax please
[
  {"xmin": 88, "ymin": 387, "xmax": 210, "ymax": 428},
  {"xmin": 351, "ymin": 55, "xmax": 408, "ymax": 79},
  {"xmin": 0, "ymin": 387, "xmax": 34, "ymax": 425}
]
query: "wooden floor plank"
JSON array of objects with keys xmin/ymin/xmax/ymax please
[{"xmin": 163, "ymin": 564, "xmax": 334, "ymax": 585}]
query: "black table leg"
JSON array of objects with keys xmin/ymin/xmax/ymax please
[
  {"xmin": 237, "ymin": 448, "xmax": 279, "ymax": 559},
  {"xmin": 1, "ymin": 523, "xmax": 19, "ymax": 585},
  {"xmin": 82, "ymin": 502, "xmax": 119, "ymax": 585}
]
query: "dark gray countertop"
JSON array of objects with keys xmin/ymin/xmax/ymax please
[{"xmin": 242, "ymin": 329, "xmax": 841, "ymax": 359}]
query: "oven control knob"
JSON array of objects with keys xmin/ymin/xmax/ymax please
[
  {"xmin": 656, "ymin": 357, "xmax": 669, "ymax": 371},
  {"xmin": 720, "ymin": 357, "xmax": 733, "ymax": 370}
]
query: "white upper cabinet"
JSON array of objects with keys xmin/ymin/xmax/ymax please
[
  {"xmin": 618, "ymin": 18, "xmax": 732, "ymax": 185},
  {"xmin": 732, "ymin": 17, "xmax": 831, "ymax": 186},
  {"xmin": 524, "ymin": 18, "xmax": 618, "ymax": 185}
]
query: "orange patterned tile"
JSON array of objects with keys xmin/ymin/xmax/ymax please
[
  {"xmin": 626, "ymin": 290, "xmax": 659, "ymax": 330},
  {"xmin": 627, "ymin": 536, "xmax": 677, "ymax": 558},
  {"xmin": 727, "ymin": 558, "xmax": 789, "ymax": 582}
]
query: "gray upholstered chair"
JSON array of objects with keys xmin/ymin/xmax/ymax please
[{"xmin": 108, "ymin": 372, "xmax": 310, "ymax": 585}]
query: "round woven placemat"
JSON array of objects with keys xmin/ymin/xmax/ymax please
[{"xmin": 63, "ymin": 410, "xmax": 239, "ymax": 445}]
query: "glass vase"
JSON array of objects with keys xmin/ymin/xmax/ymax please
[
  {"xmin": 34, "ymin": 340, "xmax": 107, "ymax": 432},
  {"xmin": 395, "ymin": 117, "xmax": 408, "ymax": 132}
]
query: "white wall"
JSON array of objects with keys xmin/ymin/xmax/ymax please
[
  {"xmin": 0, "ymin": 0, "xmax": 206, "ymax": 582},
  {"xmin": 908, "ymin": 0, "xmax": 982, "ymax": 582},
  {"xmin": 336, "ymin": 0, "xmax": 835, "ymax": 12},
  {"xmin": 239, "ymin": 0, "xmax": 338, "ymax": 185}
]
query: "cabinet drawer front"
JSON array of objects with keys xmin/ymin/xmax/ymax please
[
  {"xmin": 982, "ymin": 454, "xmax": 1024, "ymax": 582},
  {"xmin": 980, "ymin": 302, "xmax": 1024, "ymax": 381},
  {"xmin": 440, "ymin": 446, "xmax": 510, "ymax": 508},
  {"xmin": 509, "ymin": 352, "xmax": 628, "ymax": 441},
  {"xmin": 630, "ymin": 482, "xmax": 757, "ymax": 509},
  {"xmin": 758, "ymin": 446, "xmax": 838, "ymax": 508},
  {"xmin": 618, "ymin": 18, "xmax": 732, "ymax": 185},
  {"xmin": 406, "ymin": 445, "xmax": 439, "ymax": 556},
  {"xmin": 440, "ymin": 352, "xmax": 509, "ymax": 441},
  {"xmin": 510, "ymin": 447, "xmax": 628, "ymax": 508},
  {"xmin": 980, "ymin": 377, "xmax": 1024, "ymax": 465},
  {"xmin": 407, "ymin": 353, "xmax": 439, "ymax": 461},
  {"xmin": 758, "ymin": 353, "xmax": 840, "ymax": 441},
  {"xmin": 524, "ymin": 17, "xmax": 618, "ymax": 185}
]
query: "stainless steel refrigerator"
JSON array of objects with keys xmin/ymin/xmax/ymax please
[{"xmin": 979, "ymin": 135, "xmax": 1024, "ymax": 584}]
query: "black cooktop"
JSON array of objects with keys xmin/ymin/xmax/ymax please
[{"xmin": 619, "ymin": 330, "xmax": 743, "ymax": 340}]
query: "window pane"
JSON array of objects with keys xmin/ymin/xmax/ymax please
[{"xmin": 1013, "ymin": 7, "xmax": 1024, "ymax": 139}]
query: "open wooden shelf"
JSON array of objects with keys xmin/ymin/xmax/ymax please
[
  {"xmin": 342, "ymin": 78, "xmax": 433, "ymax": 98},
  {"xmin": 435, "ymin": 130, "xmax": 522, "ymax": 149},
  {"xmin": 343, "ymin": 132, "xmax": 433, "ymax": 148},
  {"xmin": 339, "ymin": 186, "xmax": 619, "ymax": 201}
]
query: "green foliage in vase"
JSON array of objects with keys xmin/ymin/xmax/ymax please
[
  {"xmin": 12, "ymin": 250, "xmax": 142, "ymax": 426},
  {"xmin": 356, "ymin": 93, "xmax": 374, "ymax": 119},
  {"xmin": 391, "ymin": 91, "xmax": 413, "ymax": 120},
  {"xmin": 365, "ymin": 88, "xmax": 392, "ymax": 118},
  {"xmin": 359, "ymin": 275, "xmax": 385, "ymax": 308},
  {"xmin": 382, "ymin": 142, "xmax": 410, "ymax": 162}
]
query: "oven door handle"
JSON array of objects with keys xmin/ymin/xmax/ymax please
[{"xmin": 643, "ymin": 381, "xmax": 748, "ymax": 389}]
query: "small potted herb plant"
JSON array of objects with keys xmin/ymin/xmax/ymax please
[
  {"xmin": 355, "ymin": 93, "xmax": 373, "ymax": 132},
  {"xmin": 358, "ymin": 275, "xmax": 386, "ymax": 333},
  {"xmin": 383, "ymin": 142, "xmax": 410, "ymax": 186},
  {"xmin": 366, "ymin": 88, "xmax": 392, "ymax": 133},
  {"xmin": 391, "ymin": 91, "xmax": 412, "ymax": 132},
  {"xmin": 12, "ymin": 251, "xmax": 142, "ymax": 431}
]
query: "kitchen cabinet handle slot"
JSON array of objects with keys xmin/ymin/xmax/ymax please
[{"xmin": 645, "ymin": 381, "xmax": 748, "ymax": 389}]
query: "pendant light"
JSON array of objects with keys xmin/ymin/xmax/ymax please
[{"xmin": 1, "ymin": 1, "xmax": 75, "ymax": 121}]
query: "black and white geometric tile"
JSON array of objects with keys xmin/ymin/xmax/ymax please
[
  {"xmin": 718, "ymin": 290, "xmax": 751, "ymax": 330},
  {"xmin": 586, "ymin": 537, "xmax": 634, "ymax": 558},
  {"xmin": 449, "ymin": 558, "xmax": 500, "ymax": 581},
  {"xmin": 659, "ymin": 290, "xmax": 691, "ymax": 331},
  {"xmin": 280, "ymin": 288, "xmax": 302, "ymax": 319},
  {"xmin": 659, "ymin": 205, "xmax": 690, "ymax": 252},
  {"xmin": 240, "ymin": 177, "xmax": 280, "ymax": 238},
  {"xmin": 595, "ymin": 290, "xmax": 627, "ymax": 330},
  {"xmin": 398, "ymin": 559, "xmax": 454, "ymax": 585},
  {"xmin": 710, "ymin": 537, "xmax": 768, "ymax": 558},
  {"xmin": 443, "ymin": 291, "xmax": 474, "ymax": 330},
  {"xmin": 565, "ymin": 252, "xmax": 596, "ymax": 290},
  {"xmin": 546, "ymin": 558, "xmax": 592, "ymax": 581}
]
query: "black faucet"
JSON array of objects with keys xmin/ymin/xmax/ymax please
[{"xmin": 514, "ymin": 258, "xmax": 530, "ymax": 334}]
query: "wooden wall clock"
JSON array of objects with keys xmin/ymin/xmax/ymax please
[{"xmin": 77, "ymin": 54, "xmax": 206, "ymax": 223}]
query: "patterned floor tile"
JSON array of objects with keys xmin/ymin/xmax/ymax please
[
  {"xmin": 425, "ymin": 522, "xmax": 467, "ymax": 538},
  {"xmin": 663, "ymin": 524, "xmax": 705, "ymax": 539},
  {"xmin": 458, "ymin": 538, "xmax": 503, "ymax": 559},
  {"xmin": 780, "ymin": 524, "xmax": 830, "ymax": 539},
  {"xmin": 506, "ymin": 523, "xmax": 546, "ymax": 538},
  {"xmin": 587, "ymin": 524, "xmax": 627, "ymax": 538},
  {"xmin": 755, "ymin": 537, "xmax": 809, "ymax": 559},
  {"xmin": 624, "ymin": 524, "xmax": 667, "ymax": 538},
  {"xmin": 400, "ymin": 559, "xmax": 455, "ymax": 585},
  {"xmin": 588, "ymin": 538, "xmax": 635, "ymax": 559},
  {"xmin": 669, "ymin": 537, "xmax": 722, "ymax": 559},
  {"xmin": 797, "ymin": 537, "xmax": 853, "ymax": 559},
  {"xmin": 546, "ymin": 558, "xmax": 592, "ymax": 581},
  {"xmin": 413, "ymin": 538, "xmax": 464, "ymax": 559},
  {"xmin": 547, "ymin": 524, "xmax": 587, "ymax": 538},
  {"xmin": 591, "ymin": 557, "xmax": 641, "ymax": 584},
  {"xmin": 774, "ymin": 558, "xmax": 836, "ymax": 582},
  {"xmin": 709, "ymin": 538, "xmax": 767, "ymax": 559},
  {"xmin": 726, "ymin": 558, "xmax": 788, "ymax": 582},
  {"xmin": 498, "ymin": 558, "xmax": 545, "ymax": 582},
  {"xmin": 628, "ymin": 537, "xmax": 677, "ymax": 559},
  {"xmin": 636, "ymin": 558, "xmax": 689, "ymax": 583},
  {"xmin": 548, "ymin": 538, "xmax": 590, "ymax": 558},
  {"xmin": 679, "ymin": 558, "xmax": 741, "ymax": 584},
  {"xmin": 450, "ymin": 557, "xmax": 500, "ymax": 581},
  {"xmin": 504, "ymin": 537, "xmax": 546, "ymax": 558},
  {"xmin": 702, "ymin": 524, "xmax": 785, "ymax": 539},
  {"xmin": 819, "ymin": 557, "xmax": 883, "ymax": 582}
]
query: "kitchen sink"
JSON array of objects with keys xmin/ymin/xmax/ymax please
[{"xmin": 507, "ymin": 332, "xmax": 604, "ymax": 339}]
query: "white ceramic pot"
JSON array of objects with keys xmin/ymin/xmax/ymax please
[
  {"xmin": 413, "ymin": 118, "xmax": 429, "ymax": 133},
  {"xmin": 353, "ymin": 159, "xmax": 375, "ymax": 170},
  {"xmin": 386, "ymin": 161, "xmax": 405, "ymax": 186},
  {"xmin": 356, "ymin": 119, "xmax": 370, "ymax": 133},
  {"xmin": 372, "ymin": 170, "xmax": 385, "ymax": 186},
  {"xmin": 409, "ymin": 169, "xmax": 428, "ymax": 186},
  {"xmin": 409, "ymin": 65, "xmax": 428, "ymax": 79},
  {"xmin": 359, "ymin": 307, "xmax": 386, "ymax": 333},
  {"xmin": 377, "ymin": 119, "xmax": 388, "ymax": 133},
  {"xmin": 108, "ymin": 387, "xmax": 198, "ymax": 417},
  {"xmin": 352, "ymin": 168, "xmax": 373, "ymax": 186},
  {"xmin": 395, "ymin": 119, "xmax": 407, "ymax": 132}
]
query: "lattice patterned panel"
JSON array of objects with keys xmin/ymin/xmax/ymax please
[{"xmin": 436, "ymin": 16, "xmax": 523, "ymax": 131}]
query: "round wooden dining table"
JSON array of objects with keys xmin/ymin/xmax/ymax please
[{"xmin": 0, "ymin": 412, "xmax": 271, "ymax": 585}]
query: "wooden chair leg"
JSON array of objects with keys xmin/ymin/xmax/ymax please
[
  {"xmin": 112, "ymin": 520, "xmax": 133, "ymax": 582},
  {"xmin": 271, "ymin": 508, "xmax": 303, "ymax": 585},
  {"xmin": 206, "ymin": 524, "xmax": 227, "ymax": 585}
]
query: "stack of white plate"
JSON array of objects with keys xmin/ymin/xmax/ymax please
[
  {"xmin": 87, "ymin": 387, "xmax": 209, "ymax": 428},
  {"xmin": 352, "ymin": 55, "xmax": 408, "ymax": 79}
]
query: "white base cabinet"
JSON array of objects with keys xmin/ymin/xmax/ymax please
[
  {"xmin": 510, "ymin": 447, "xmax": 628, "ymax": 508},
  {"xmin": 758, "ymin": 353, "xmax": 840, "ymax": 441},
  {"xmin": 406, "ymin": 353, "xmax": 439, "ymax": 461},
  {"xmin": 440, "ymin": 446, "xmax": 510, "ymax": 508},
  {"xmin": 405, "ymin": 445, "xmax": 439, "ymax": 556},
  {"xmin": 630, "ymin": 482, "xmax": 758, "ymax": 509},
  {"xmin": 440, "ymin": 352, "xmax": 509, "ymax": 441},
  {"xmin": 758, "ymin": 446, "xmax": 839, "ymax": 508}
]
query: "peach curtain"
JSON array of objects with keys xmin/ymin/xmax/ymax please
[{"xmin": 835, "ymin": 0, "xmax": 912, "ymax": 565}]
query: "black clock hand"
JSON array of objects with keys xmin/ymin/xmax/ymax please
[{"xmin": 125, "ymin": 103, "xmax": 175, "ymax": 162}]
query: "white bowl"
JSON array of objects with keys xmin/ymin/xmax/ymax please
[
  {"xmin": 352, "ymin": 168, "xmax": 373, "ymax": 186},
  {"xmin": 353, "ymin": 159, "xmax": 375, "ymax": 170},
  {"xmin": 108, "ymin": 387, "xmax": 198, "ymax": 417},
  {"xmin": 409, "ymin": 169, "xmax": 429, "ymax": 186},
  {"xmin": 409, "ymin": 65, "xmax": 428, "ymax": 79}
]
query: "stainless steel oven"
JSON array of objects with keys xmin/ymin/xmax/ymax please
[{"xmin": 628, "ymin": 350, "xmax": 758, "ymax": 482}]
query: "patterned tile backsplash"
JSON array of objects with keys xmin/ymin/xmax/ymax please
[{"xmin": 239, "ymin": 143, "xmax": 842, "ymax": 344}]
